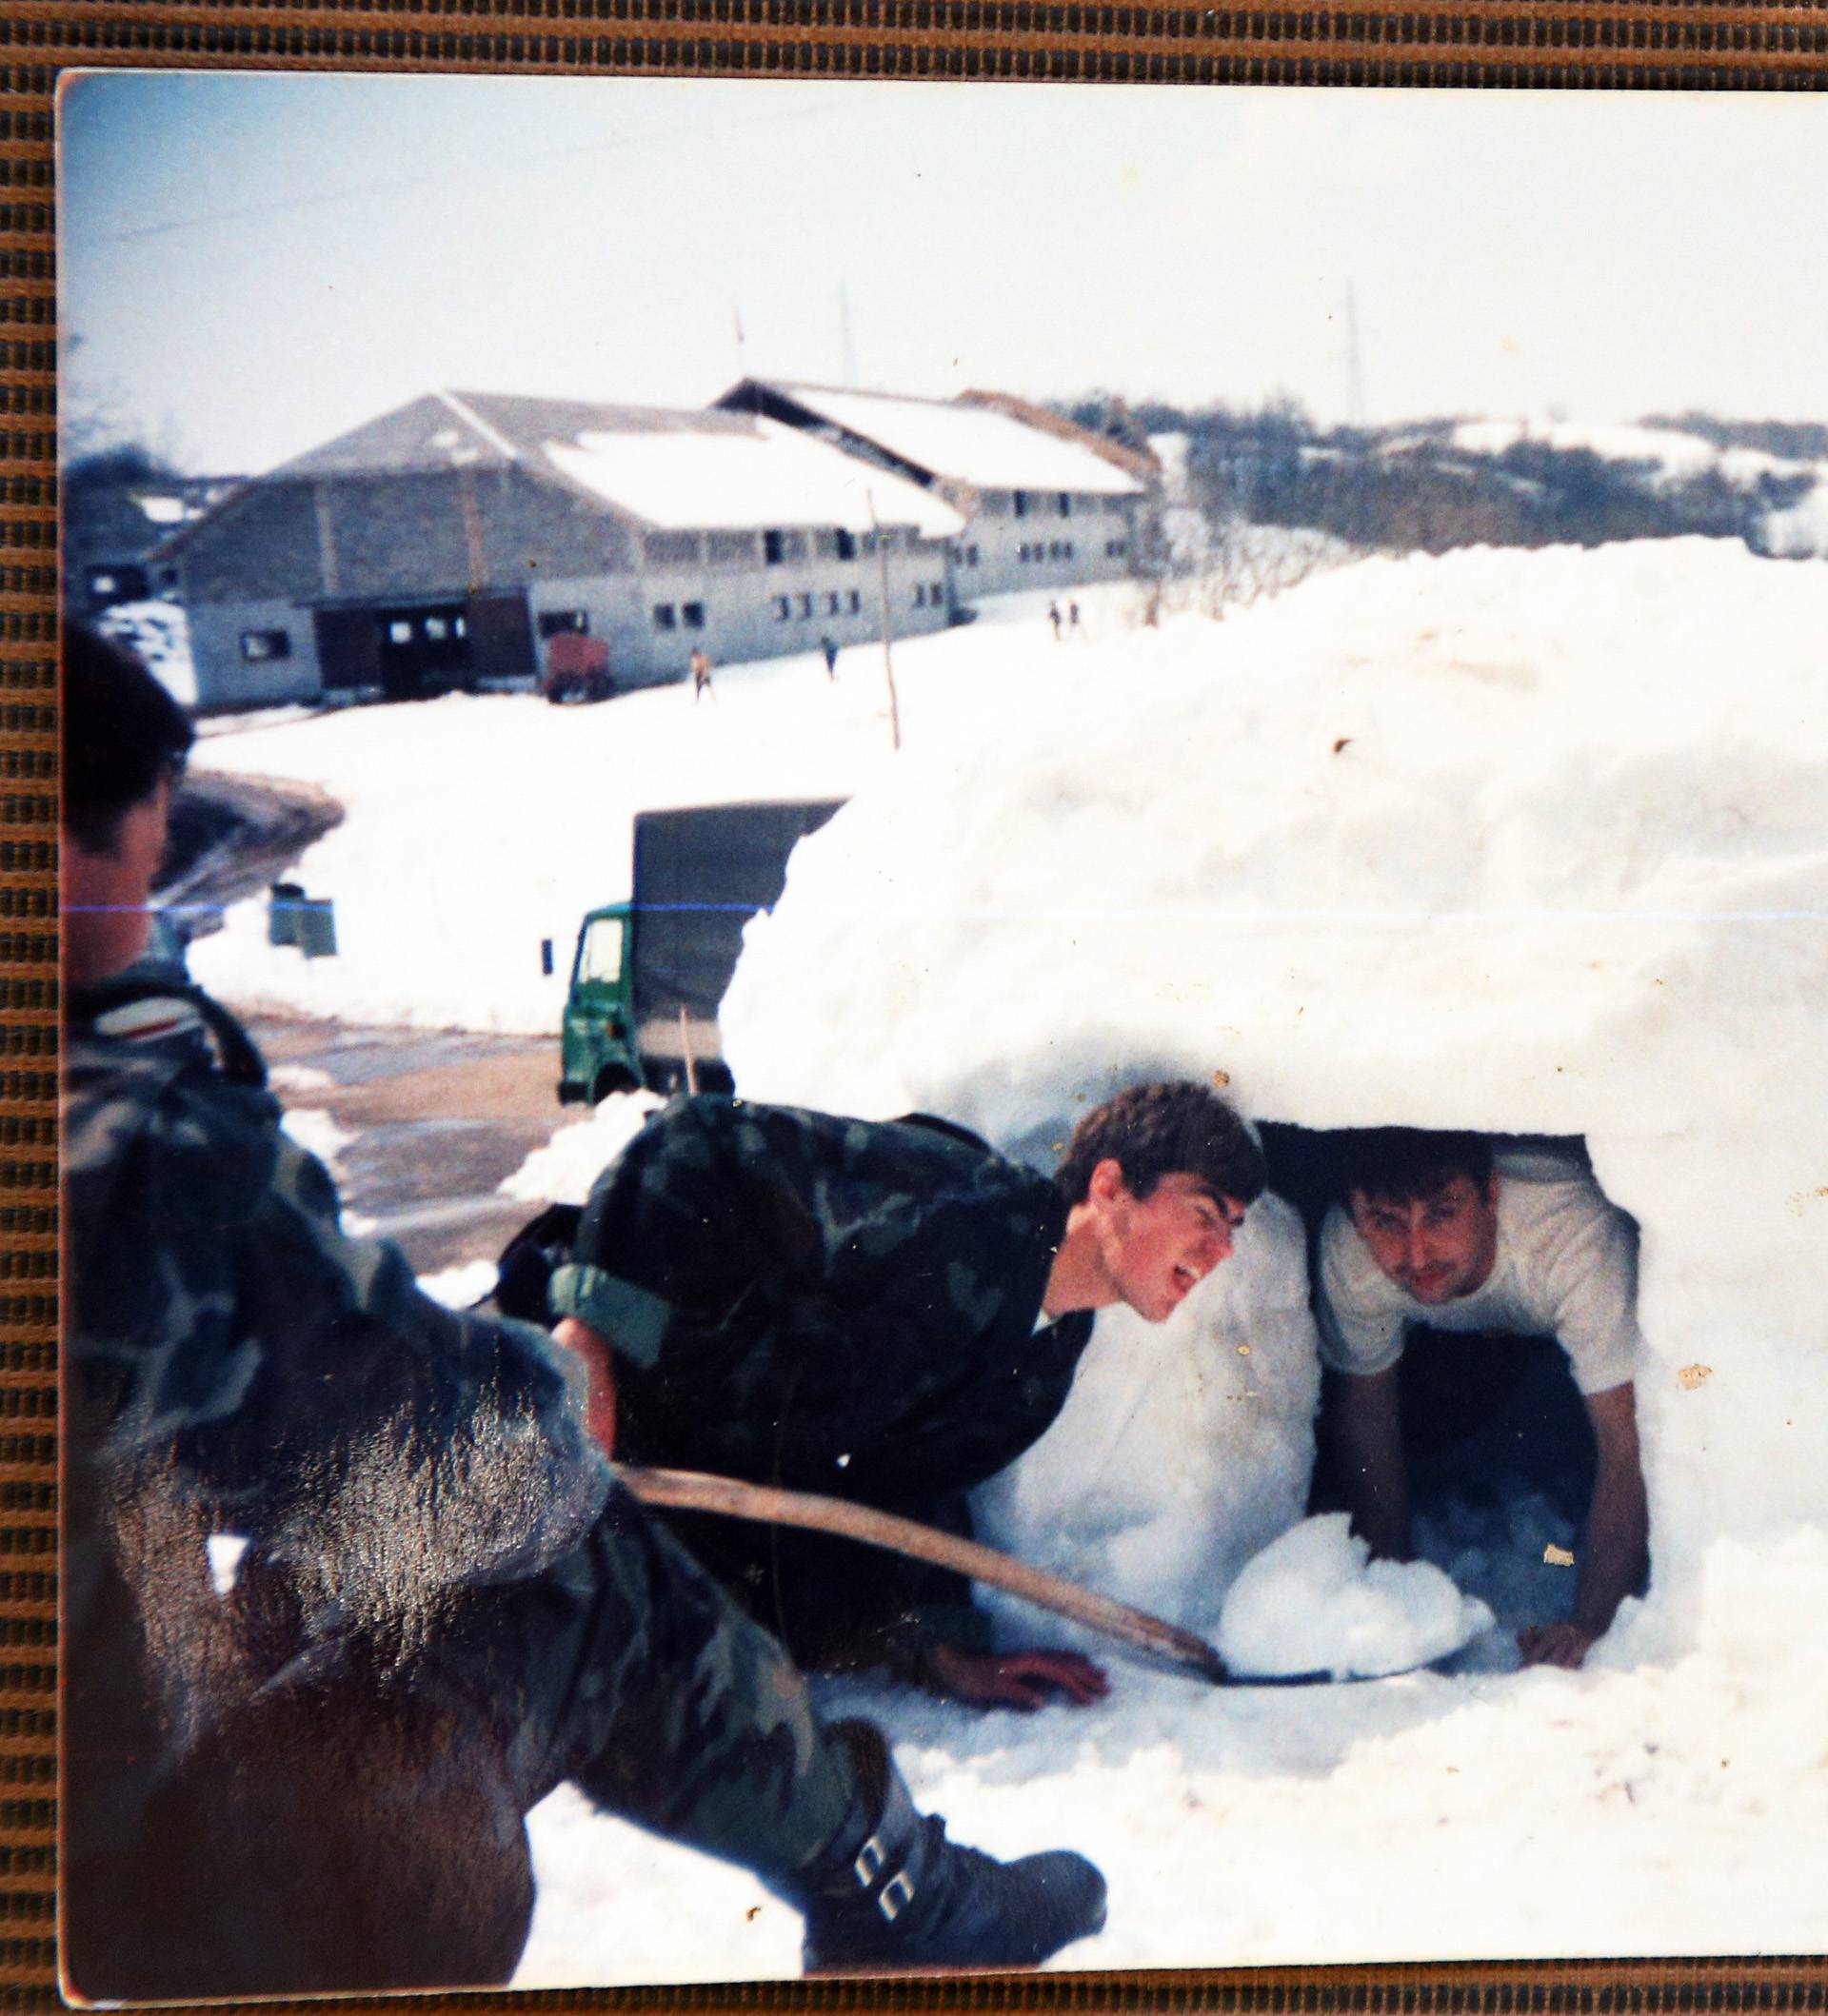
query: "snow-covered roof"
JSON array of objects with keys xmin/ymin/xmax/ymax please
[
  {"xmin": 738, "ymin": 382, "xmax": 1146, "ymax": 498},
  {"xmin": 258, "ymin": 390, "xmax": 963, "ymax": 538},
  {"xmin": 543, "ymin": 416, "xmax": 964, "ymax": 539},
  {"xmin": 270, "ymin": 391, "xmax": 753, "ymax": 480}
]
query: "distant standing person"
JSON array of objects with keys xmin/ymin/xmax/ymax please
[
  {"xmin": 689, "ymin": 646, "xmax": 713, "ymax": 702},
  {"xmin": 820, "ymin": 634, "xmax": 840, "ymax": 680},
  {"xmin": 1068, "ymin": 599, "xmax": 1083, "ymax": 635},
  {"xmin": 1316, "ymin": 1129, "xmax": 1650, "ymax": 1670},
  {"xmin": 1047, "ymin": 601, "xmax": 1063, "ymax": 642}
]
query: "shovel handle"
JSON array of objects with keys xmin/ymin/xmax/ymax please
[{"xmin": 614, "ymin": 1462, "xmax": 1231, "ymax": 1686}]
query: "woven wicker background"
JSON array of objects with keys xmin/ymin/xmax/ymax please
[{"xmin": 5, "ymin": 6, "xmax": 1825, "ymax": 2011}]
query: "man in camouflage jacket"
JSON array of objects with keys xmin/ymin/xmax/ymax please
[
  {"xmin": 60, "ymin": 623, "xmax": 1107, "ymax": 2000},
  {"xmin": 550, "ymin": 1081, "xmax": 1268, "ymax": 1710}
]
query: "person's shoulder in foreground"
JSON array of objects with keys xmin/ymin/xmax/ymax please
[{"xmin": 58, "ymin": 620, "xmax": 1110, "ymax": 1999}]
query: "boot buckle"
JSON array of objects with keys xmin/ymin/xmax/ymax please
[
  {"xmin": 877, "ymin": 1869, "xmax": 916, "ymax": 1922},
  {"xmin": 853, "ymin": 1835, "xmax": 886, "ymax": 1888}
]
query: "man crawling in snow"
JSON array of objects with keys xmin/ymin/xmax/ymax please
[
  {"xmin": 549, "ymin": 1082, "xmax": 1267, "ymax": 1709},
  {"xmin": 1317, "ymin": 1128, "xmax": 1651, "ymax": 1669}
]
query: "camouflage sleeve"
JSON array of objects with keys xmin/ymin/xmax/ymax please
[
  {"xmin": 68, "ymin": 1057, "xmax": 613, "ymax": 1620},
  {"xmin": 549, "ymin": 1097, "xmax": 1067, "ymax": 1670},
  {"xmin": 549, "ymin": 1095, "xmax": 831, "ymax": 1368}
]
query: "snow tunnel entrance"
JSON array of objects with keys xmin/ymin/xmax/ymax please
[{"xmin": 1258, "ymin": 1123, "xmax": 1644, "ymax": 1651}]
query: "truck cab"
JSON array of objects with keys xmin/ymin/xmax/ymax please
[
  {"xmin": 558, "ymin": 797, "xmax": 844, "ymax": 1105},
  {"xmin": 560, "ymin": 902, "xmax": 642, "ymax": 1104}
]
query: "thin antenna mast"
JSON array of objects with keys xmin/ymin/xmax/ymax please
[
  {"xmin": 839, "ymin": 280, "xmax": 858, "ymax": 387},
  {"xmin": 1344, "ymin": 281, "xmax": 1368, "ymax": 428}
]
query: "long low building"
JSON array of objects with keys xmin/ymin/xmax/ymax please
[
  {"xmin": 716, "ymin": 379, "xmax": 1155, "ymax": 599},
  {"xmin": 158, "ymin": 390, "xmax": 966, "ymax": 709}
]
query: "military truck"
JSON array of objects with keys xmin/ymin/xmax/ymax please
[{"xmin": 558, "ymin": 797, "xmax": 845, "ymax": 1104}]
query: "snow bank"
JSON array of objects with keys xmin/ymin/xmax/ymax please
[
  {"xmin": 722, "ymin": 537, "xmax": 1828, "ymax": 1627},
  {"xmin": 179, "ymin": 589, "xmax": 1171, "ymax": 1033},
  {"xmin": 183, "ymin": 658, "xmax": 891, "ymax": 1030}
]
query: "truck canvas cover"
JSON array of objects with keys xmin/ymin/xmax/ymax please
[{"xmin": 631, "ymin": 799, "xmax": 844, "ymax": 1055}]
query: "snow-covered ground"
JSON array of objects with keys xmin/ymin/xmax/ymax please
[{"xmin": 169, "ymin": 542, "xmax": 1828, "ymax": 1979}]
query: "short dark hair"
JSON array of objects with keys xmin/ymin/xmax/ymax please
[
  {"xmin": 63, "ymin": 619, "xmax": 193, "ymax": 853},
  {"xmin": 1339, "ymin": 1128, "xmax": 1493, "ymax": 1209},
  {"xmin": 1054, "ymin": 1080, "xmax": 1266, "ymax": 1208}
]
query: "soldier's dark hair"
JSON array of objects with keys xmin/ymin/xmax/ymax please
[
  {"xmin": 1338, "ymin": 1128, "xmax": 1493, "ymax": 1208},
  {"xmin": 1053, "ymin": 1080, "xmax": 1266, "ymax": 1207},
  {"xmin": 62, "ymin": 619, "xmax": 193, "ymax": 854}
]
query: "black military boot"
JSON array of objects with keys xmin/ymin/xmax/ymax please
[{"xmin": 794, "ymin": 1721, "xmax": 1107, "ymax": 1975}]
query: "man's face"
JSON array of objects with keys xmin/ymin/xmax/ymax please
[
  {"xmin": 1348, "ymin": 1174, "xmax": 1500, "ymax": 1305},
  {"xmin": 64, "ymin": 776, "xmax": 173, "ymax": 989},
  {"xmin": 1089, "ymin": 1163, "xmax": 1245, "ymax": 1323}
]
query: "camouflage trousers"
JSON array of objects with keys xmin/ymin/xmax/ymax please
[{"xmin": 64, "ymin": 1482, "xmax": 859, "ymax": 2001}]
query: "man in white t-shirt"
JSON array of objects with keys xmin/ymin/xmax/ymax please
[{"xmin": 1317, "ymin": 1129, "xmax": 1649, "ymax": 1670}]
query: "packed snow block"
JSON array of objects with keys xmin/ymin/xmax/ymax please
[
  {"xmin": 723, "ymin": 539, "xmax": 1828, "ymax": 1649},
  {"xmin": 1215, "ymin": 1513, "xmax": 1493, "ymax": 1680}
]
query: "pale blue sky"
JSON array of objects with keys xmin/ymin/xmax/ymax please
[{"xmin": 58, "ymin": 74, "xmax": 1828, "ymax": 475}]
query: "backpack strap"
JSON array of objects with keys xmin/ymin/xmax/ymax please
[{"xmin": 68, "ymin": 978, "xmax": 268, "ymax": 1090}]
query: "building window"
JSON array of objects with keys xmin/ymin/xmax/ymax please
[
  {"xmin": 1057, "ymin": 492, "xmax": 1072, "ymax": 517},
  {"xmin": 707, "ymin": 530, "xmax": 756, "ymax": 567},
  {"xmin": 913, "ymin": 584, "xmax": 925, "ymax": 607},
  {"xmin": 930, "ymin": 581, "xmax": 943, "ymax": 603},
  {"xmin": 765, "ymin": 529, "xmax": 785, "ymax": 565},
  {"xmin": 683, "ymin": 602, "xmax": 705, "ymax": 629},
  {"xmin": 799, "ymin": 593, "xmax": 813, "ymax": 619},
  {"xmin": 538, "ymin": 609, "xmax": 588, "ymax": 639},
  {"xmin": 966, "ymin": 544, "xmax": 980, "ymax": 566},
  {"xmin": 1013, "ymin": 491, "xmax": 1029, "ymax": 519},
  {"xmin": 835, "ymin": 529, "xmax": 857, "ymax": 562},
  {"xmin": 645, "ymin": 530, "xmax": 703, "ymax": 567},
  {"xmin": 774, "ymin": 596, "xmax": 792, "ymax": 621},
  {"xmin": 846, "ymin": 590, "xmax": 862, "ymax": 614},
  {"xmin": 387, "ymin": 620, "xmax": 414, "ymax": 644},
  {"xmin": 1064, "ymin": 542, "xmax": 1075, "ymax": 560},
  {"xmin": 240, "ymin": 629, "xmax": 291, "ymax": 662},
  {"xmin": 653, "ymin": 603, "xmax": 677, "ymax": 631},
  {"xmin": 424, "ymin": 615, "xmax": 453, "ymax": 641},
  {"xmin": 827, "ymin": 592, "xmax": 841, "ymax": 616}
]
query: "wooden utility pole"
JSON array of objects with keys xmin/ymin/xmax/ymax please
[{"xmin": 865, "ymin": 490, "xmax": 903, "ymax": 752}]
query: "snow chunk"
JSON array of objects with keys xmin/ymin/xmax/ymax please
[
  {"xmin": 280, "ymin": 1105, "xmax": 356, "ymax": 1182},
  {"xmin": 206, "ymin": 1532, "xmax": 250, "ymax": 1597},
  {"xmin": 501, "ymin": 1091, "xmax": 664, "ymax": 1207},
  {"xmin": 1215, "ymin": 1514, "xmax": 1494, "ymax": 1680},
  {"xmin": 416, "ymin": 1259, "xmax": 500, "ymax": 1310}
]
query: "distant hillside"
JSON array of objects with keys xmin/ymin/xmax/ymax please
[{"xmin": 1061, "ymin": 397, "xmax": 1827, "ymax": 562}]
